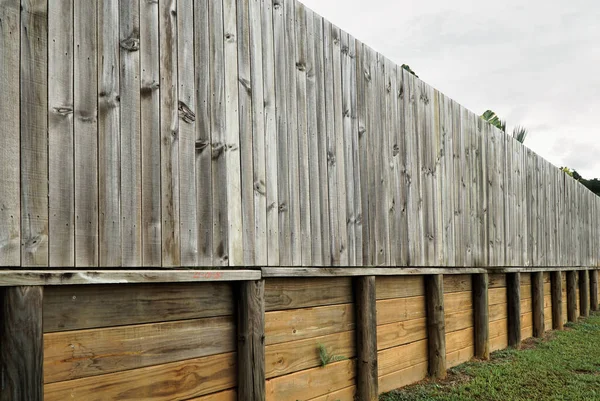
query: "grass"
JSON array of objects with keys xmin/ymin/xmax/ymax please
[{"xmin": 380, "ymin": 312, "xmax": 600, "ymax": 401}]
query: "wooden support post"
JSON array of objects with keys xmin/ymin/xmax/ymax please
[
  {"xmin": 472, "ymin": 273, "xmax": 489, "ymax": 360},
  {"xmin": 590, "ymin": 270, "xmax": 599, "ymax": 312},
  {"xmin": 579, "ymin": 270, "xmax": 589, "ymax": 318},
  {"xmin": 237, "ymin": 280, "xmax": 266, "ymax": 401},
  {"xmin": 531, "ymin": 272, "xmax": 544, "ymax": 337},
  {"xmin": 551, "ymin": 271, "xmax": 563, "ymax": 330},
  {"xmin": 425, "ymin": 274, "xmax": 446, "ymax": 379},
  {"xmin": 566, "ymin": 271, "xmax": 578, "ymax": 323},
  {"xmin": 354, "ymin": 276, "xmax": 378, "ymax": 401},
  {"xmin": 506, "ymin": 272, "xmax": 521, "ymax": 348},
  {"xmin": 0, "ymin": 286, "xmax": 44, "ymax": 401}
]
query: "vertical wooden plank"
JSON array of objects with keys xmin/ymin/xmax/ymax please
[
  {"xmin": 272, "ymin": 0, "xmax": 291, "ymax": 265},
  {"xmin": 223, "ymin": 0, "xmax": 244, "ymax": 266},
  {"xmin": 0, "ymin": 0, "xmax": 20, "ymax": 266},
  {"xmin": 119, "ymin": 0, "xmax": 142, "ymax": 266},
  {"xmin": 551, "ymin": 271, "xmax": 563, "ymax": 330},
  {"xmin": 177, "ymin": 0, "xmax": 197, "ymax": 266},
  {"xmin": 74, "ymin": 0, "xmax": 99, "ymax": 267},
  {"xmin": 426, "ymin": 274, "xmax": 446, "ymax": 378},
  {"xmin": 237, "ymin": 0, "xmax": 255, "ymax": 266},
  {"xmin": 21, "ymin": 0, "xmax": 48, "ymax": 267},
  {"xmin": 473, "ymin": 273, "xmax": 489, "ymax": 360},
  {"xmin": 478, "ymin": 116, "xmax": 488, "ymax": 267},
  {"xmin": 486, "ymin": 125, "xmax": 501, "ymax": 266},
  {"xmin": 237, "ymin": 280, "xmax": 265, "ymax": 401},
  {"xmin": 363, "ymin": 46, "xmax": 375, "ymax": 265},
  {"xmin": 379, "ymin": 56, "xmax": 393, "ymax": 267},
  {"xmin": 525, "ymin": 149, "xmax": 536, "ymax": 267},
  {"xmin": 341, "ymin": 32, "xmax": 356, "ymax": 266},
  {"xmin": 294, "ymin": 1, "xmax": 311, "ymax": 266},
  {"xmin": 451, "ymin": 100, "xmax": 464, "ymax": 266},
  {"xmin": 331, "ymin": 24, "xmax": 348, "ymax": 266},
  {"xmin": 140, "ymin": 0, "xmax": 162, "ymax": 266},
  {"xmin": 0, "ymin": 286, "xmax": 43, "ymax": 401},
  {"xmin": 48, "ymin": 0, "xmax": 74, "ymax": 266},
  {"xmin": 531, "ymin": 272, "xmax": 544, "ymax": 338},
  {"xmin": 579, "ymin": 270, "xmax": 589, "ymax": 317},
  {"xmin": 305, "ymin": 9, "xmax": 323, "ymax": 265},
  {"xmin": 259, "ymin": 0, "xmax": 278, "ymax": 266},
  {"xmin": 349, "ymin": 35, "xmax": 362, "ymax": 266},
  {"xmin": 313, "ymin": 13, "xmax": 330, "ymax": 266},
  {"xmin": 355, "ymin": 276, "xmax": 378, "ymax": 401},
  {"xmin": 590, "ymin": 269, "xmax": 598, "ymax": 312},
  {"xmin": 566, "ymin": 270, "xmax": 578, "ymax": 322},
  {"xmin": 418, "ymin": 80, "xmax": 434, "ymax": 265},
  {"xmin": 507, "ymin": 272, "xmax": 521, "ymax": 348},
  {"xmin": 439, "ymin": 93, "xmax": 454, "ymax": 267},
  {"xmin": 98, "ymin": 0, "xmax": 121, "ymax": 266},
  {"xmin": 248, "ymin": 0, "xmax": 268, "ymax": 266}
]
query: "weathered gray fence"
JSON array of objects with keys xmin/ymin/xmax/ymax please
[{"xmin": 0, "ymin": 0, "xmax": 598, "ymax": 268}]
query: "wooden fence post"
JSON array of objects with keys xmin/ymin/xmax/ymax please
[
  {"xmin": 590, "ymin": 270, "xmax": 599, "ymax": 312},
  {"xmin": 425, "ymin": 274, "xmax": 446, "ymax": 379},
  {"xmin": 0, "ymin": 286, "xmax": 44, "ymax": 401},
  {"xmin": 531, "ymin": 272, "xmax": 544, "ymax": 337},
  {"xmin": 551, "ymin": 271, "xmax": 563, "ymax": 330},
  {"xmin": 506, "ymin": 273, "xmax": 521, "ymax": 348},
  {"xmin": 579, "ymin": 270, "xmax": 589, "ymax": 318},
  {"xmin": 566, "ymin": 271, "xmax": 578, "ymax": 323},
  {"xmin": 473, "ymin": 273, "xmax": 489, "ymax": 360},
  {"xmin": 354, "ymin": 276, "xmax": 378, "ymax": 401},
  {"xmin": 237, "ymin": 280, "xmax": 266, "ymax": 401}
]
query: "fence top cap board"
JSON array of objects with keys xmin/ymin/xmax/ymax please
[{"xmin": 0, "ymin": 270, "xmax": 261, "ymax": 286}]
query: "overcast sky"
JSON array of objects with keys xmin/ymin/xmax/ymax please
[{"xmin": 301, "ymin": 0, "xmax": 600, "ymax": 179}]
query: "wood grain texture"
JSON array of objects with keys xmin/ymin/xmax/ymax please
[
  {"xmin": 591, "ymin": 270, "xmax": 598, "ymax": 312},
  {"xmin": 426, "ymin": 274, "xmax": 446, "ymax": 378},
  {"xmin": 355, "ymin": 276, "xmax": 378, "ymax": 401},
  {"xmin": 44, "ymin": 282, "xmax": 233, "ymax": 332},
  {"xmin": 44, "ymin": 352, "xmax": 236, "ymax": 401},
  {"xmin": 20, "ymin": 0, "xmax": 48, "ymax": 267},
  {"xmin": 265, "ymin": 277, "xmax": 352, "ymax": 311},
  {"xmin": 0, "ymin": 0, "xmax": 20, "ymax": 266},
  {"xmin": 378, "ymin": 339, "xmax": 427, "ymax": 377},
  {"xmin": 0, "ymin": 287, "xmax": 43, "ymax": 401},
  {"xmin": 567, "ymin": 270, "xmax": 578, "ymax": 322},
  {"xmin": 579, "ymin": 270, "xmax": 590, "ymax": 317},
  {"xmin": 44, "ymin": 316, "xmax": 235, "ymax": 383},
  {"xmin": 378, "ymin": 362, "xmax": 428, "ymax": 394},
  {"xmin": 48, "ymin": 0, "xmax": 74, "ymax": 267},
  {"xmin": 473, "ymin": 273, "xmax": 489, "ymax": 359},
  {"xmin": 507, "ymin": 272, "xmax": 521, "ymax": 347},
  {"xmin": 376, "ymin": 296, "xmax": 426, "ymax": 326},
  {"xmin": 376, "ymin": 276, "xmax": 425, "ymax": 300},
  {"xmin": 377, "ymin": 318, "xmax": 427, "ymax": 351},
  {"xmin": 532, "ymin": 272, "xmax": 544, "ymax": 337}
]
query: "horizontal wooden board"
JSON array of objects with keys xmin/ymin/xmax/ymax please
[
  {"xmin": 44, "ymin": 316, "xmax": 234, "ymax": 383},
  {"xmin": 265, "ymin": 330, "xmax": 355, "ymax": 379},
  {"xmin": 265, "ymin": 277, "xmax": 353, "ymax": 311},
  {"xmin": 44, "ymin": 283, "xmax": 233, "ymax": 332},
  {"xmin": 444, "ymin": 291, "xmax": 473, "ymax": 313},
  {"xmin": 544, "ymin": 294, "xmax": 552, "ymax": 309},
  {"xmin": 543, "ymin": 272, "xmax": 551, "ymax": 283},
  {"xmin": 376, "ymin": 276, "xmax": 425, "ymax": 300},
  {"xmin": 489, "ymin": 274, "xmax": 507, "ymax": 288},
  {"xmin": 520, "ymin": 273, "xmax": 531, "ymax": 286},
  {"xmin": 443, "ymin": 275, "xmax": 472, "ymax": 293},
  {"xmin": 490, "ymin": 334, "xmax": 508, "ymax": 352},
  {"xmin": 377, "ymin": 318, "xmax": 427, "ymax": 351},
  {"xmin": 44, "ymin": 352, "xmax": 236, "ymax": 401},
  {"xmin": 489, "ymin": 287, "xmax": 507, "ymax": 305},
  {"xmin": 446, "ymin": 309, "xmax": 473, "ymax": 333},
  {"xmin": 521, "ymin": 325, "xmax": 533, "ymax": 340},
  {"xmin": 378, "ymin": 339, "xmax": 428, "ymax": 377},
  {"xmin": 376, "ymin": 296, "xmax": 426, "ymax": 326},
  {"xmin": 521, "ymin": 297, "xmax": 533, "ymax": 313},
  {"xmin": 265, "ymin": 303, "xmax": 354, "ymax": 345},
  {"xmin": 447, "ymin": 345, "xmax": 474, "ymax": 368},
  {"xmin": 446, "ymin": 327, "xmax": 474, "ymax": 354},
  {"xmin": 187, "ymin": 389, "xmax": 237, "ymax": 401},
  {"xmin": 378, "ymin": 361, "xmax": 428, "ymax": 394},
  {"xmin": 489, "ymin": 318, "xmax": 507, "ymax": 339},
  {"xmin": 521, "ymin": 312, "xmax": 533, "ymax": 329},
  {"xmin": 265, "ymin": 359, "xmax": 355, "ymax": 401},
  {"xmin": 306, "ymin": 385, "xmax": 356, "ymax": 401},
  {"xmin": 490, "ymin": 302, "xmax": 508, "ymax": 322},
  {"xmin": 520, "ymin": 284, "xmax": 532, "ymax": 299}
]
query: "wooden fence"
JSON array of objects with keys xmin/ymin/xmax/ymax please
[{"xmin": 1, "ymin": 0, "xmax": 598, "ymax": 268}]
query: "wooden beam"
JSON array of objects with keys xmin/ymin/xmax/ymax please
[
  {"xmin": 236, "ymin": 280, "xmax": 265, "ymax": 401},
  {"xmin": 0, "ymin": 286, "xmax": 43, "ymax": 401},
  {"xmin": 0, "ymin": 270, "xmax": 261, "ymax": 286},
  {"xmin": 425, "ymin": 274, "xmax": 446, "ymax": 379},
  {"xmin": 579, "ymin": 270, "xmax": 589, "ymax": 318},
  {"xmin": 590, "ymin": 270, "xmax": 598, "ymax": 312},
  {"xmin": 506, "ymin": 273, "xmax": 521, "ymax": 348},
  {"xmin": 354, "ymin": 276, "xmax": 378, "ymax": 400},
  {"xmin": 531, "ymin": 272, "xmax": 544, "ymax": 338},
  {"xmin": 566, "ymin": 271, "xmax": 578, "ymax": 323},
  {"xmin": 472, "ymin": 273, "xmax": 489, "ymax": 360},
  {"xmin": 550, "ymin": 271, "xmax": 563, "ymax": 330}
]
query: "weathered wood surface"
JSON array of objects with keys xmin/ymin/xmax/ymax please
[
  {"xmin": 551, "ymin": 271, "xmax": 563, "ymax": 330},
  {"xmin": 425, "ymin": 274, "xmax": 446, "ymax": 379},
  {"xmin": 591, "ymin": 270, "xmax": 599, "ymax": 312},
  {"xmin": 0, "ymin": 286, "xmax": 44, "ymax": 401},
  {"xmin": 237, "ymin": 280, "xmax": 265, "ymax": 401},
  {"xmin": 355, "ymin": 276, "xmax": 378, "ymax": 401},
  {"xmin": 567, "ymin": 270, "xmax": 578, "ymax": 322},
  {"xmin": 3, "ymin": 0, "xmax": 600, "ymax": 267},
  {"xmin": 507, "ymin": 273, "xmax": 521, "ymax": 347},
  {"xmin": 579, "ymin": 270, "xmax": 590, "ymax": 317},
  {"xmin": 473, "ymin": 273, "xmax": 489, "ymax": 359},
  {"xmin": 531, "ymin": 272, "xmax": 544, "ymax": 337}
]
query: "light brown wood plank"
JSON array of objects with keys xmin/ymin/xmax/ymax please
[
  {"xmin": 377, "ymin": 318, "xmax": 427, "ymax": 351},
  {"xmin": 446, "ymin": 327, "xmax": 473, "ymax": 354},
  {"xmin": 378, "ymin": 339, "xmax": 428, "ymax": 377},
  {"xmin": 444, "ymin": 275, "xmax": 472, "ymax": 293},
  {"xmin": 444, "ymin": 291, "xmax": 473, "ymax": 313},
  {"xmin": 44, "ymin": 316, "xmax": 235, "ymax": 383},
  {"xmin": 265, "ymin": 277, "xmax": 352, "ymax": 311},
  {"xmin": 489, "ymin": 318, "xmax": 507, "ymax": 339},
  {"xmin": 446, "ymin": 309, "xmax": 473, "ymax": 333},
  {"xmin": 44, "ymin": 352, "xmax": 236, "ymax": 401},
  {"xmin": 43, "ymin": 282, "xmax": 233, "ymax": 332},
  {"xmin": 447, "ymin": 345, "xmax": 474, "ymax": 368},
  {"xmin": 489, "ymin": 302, "xmax": 508, "ymax": 322},
  {"xmin": 378, "ymin": 362, "xmax": 428, "ymax": 394},
  {"xmin": 376, "ymin": 276, "xmax": 425, "ymax": 300},
  {"xmin": 187, "ymin": 389, "xmax": 237, "ymax": 401},
  {"xmin": 306, "ymin": 386, "xmax": 356, "ymax": 401},
  {"xmin": 376, "ymin": 296, "xmax": 426, "ymax": 326}
]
